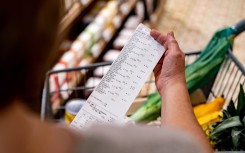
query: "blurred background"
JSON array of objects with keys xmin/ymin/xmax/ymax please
[{"xmin": 158, "ymin": 0, "xmax": 245, "ymax": 64}]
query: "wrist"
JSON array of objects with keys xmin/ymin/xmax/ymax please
[{"xmin": 158, "ymin": 75, "xmax": 186, "ymax": 96}]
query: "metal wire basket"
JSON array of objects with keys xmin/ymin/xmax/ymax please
[{"xmin": 41, "ymin": 19, "xmax": 245, "ymax": 122}]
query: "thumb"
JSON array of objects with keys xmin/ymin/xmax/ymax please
[{"xmin": 167, "ymin": 32, "xmax": 180, "ymax": 52}]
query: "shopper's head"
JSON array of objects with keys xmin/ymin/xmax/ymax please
[{"xmin": 0, "ymin": 0, "xmax": 60, "ymax": 112}]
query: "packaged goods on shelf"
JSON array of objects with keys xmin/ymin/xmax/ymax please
[
  {"xmin": 85, "ymin": 77, "xmax": 101, "ymax": 88},
  {"xmin": 102, "ymin": 24, "xmax": 115, "ymax": 42},
  {"xmin": 119, "ymin": 1, "xmax": 130, "ymax": 15},
  {"xmin": 76, "ymin": 1, "xmax": 119, "ymax": 57},
  {"xmin": 103, "ymin": 49, "xmax": 120, "ymax": 62},
  {"xmin": 113, "ymin": 14, "xmax": 142, "ymax": 49},
  {"xmin": 61, "ymin": 50, "xmax": 79, "ymax": 67},
  {"xmin": 47, "ymin": 0, "xmax": 139, "ymax": 112},
  {"xmin": 71, "ymin": 40, "xmax": 86, "ymax": 60},
  {"xmin": 50, "ymin": 65, "xmax": 66, "ymax": 93},
  {"xmin": 113, "ymin": 35, "xmax": 130, "ymax": 50},
  {"xmin": 94, "ymin": 1, "xmax": 118, "ymax": 29},
  {"xmin": 49, "ymin": 50, "xmax": 80, "ymax": 102},
  {"xmin": 84, "ymin": 77, "xmax": 101, "ymax": 98},
  {"xmin": 135, "ymin": 1, "xmax": 145, "ymax": 21},
  {"xmin": 94, "ymin": 65, "xmax": 111, "ymax": 77},
  {"xmin": 50, "ymin": 51, "xmax": 77, "ymax": 89},
  {"xmin": 124, "ymin": 15, "xmax": 141, "ymax": 29},
  {"xmin": 91, "ymin": 40, "xmax": 104, "ymax": 58},
  {"xmin": 79, "ymin": 59, "xmax": 92, "ymax": 74},
  {"xmin": 80, "ymin": 0, "xmax": 91, "ymax": 5},
  {"xmin": 59, "ymin": 40, "xmax": 72, "ymax": 52},
  {"xmin": 77, "ymin": 23, "xmax": 102, "ymax": 51},
  {"xmin": 119, "ymin": 28, "xmax": 134, "ymax": 38},
  {"xmin": 59, "ymin": 82, "xmax": 72, "ymax": 100},
  {"xmin": 113, "ymin": 15, "xmax": 123, "ymax": 28},
  {"xmin": 82, "ymin": 0, "xmax": 107, "ymax": 25}
]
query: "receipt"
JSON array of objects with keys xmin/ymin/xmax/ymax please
[{"xmin": 71, "ymin": 24, "xmax": 165, "ymax": 129}]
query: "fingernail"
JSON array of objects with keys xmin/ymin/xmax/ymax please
[
  {"xmin": 169, "ymin": 32, "xmax": 175, "ymax": 38},
  {"xmin": 168, "ymin": 33, "xmax": 175, "ymax": 40}
]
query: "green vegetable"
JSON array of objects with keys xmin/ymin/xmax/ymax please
[
  {"xmin": 210, "ymin": 84, "xmax": 245, "ymax": 151},
  {"xmin": 227, "ymin": 100, "xmax": 236, "ymax": 117},
  {"xmin": 130, "ymin": 92, "xmax": 161, "ymax": 121},
  {"xmin": 231, "ymin": 128, "xmax": 242, "ymax": 150},
  {"xmin": 210, "ymin": 116, "xmax": 242, "ymax": 137},
  {"xmin": 237, "ymin": 85, "xmax": 245, "ymax": 119}
]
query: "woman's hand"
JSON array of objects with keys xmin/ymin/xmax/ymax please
[
  {"xmin": 150, "ymin": 30, "xmax": 185, "ymax": 95},
  {"xmin": 150, "ymin": 30, "xmax": 213, "ymax": 153}
]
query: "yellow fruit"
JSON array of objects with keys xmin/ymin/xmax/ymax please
[
  {"xmin": 202, "ymin": 124, "xmax": 208, "ymax": 131},
  {"xmin": 194, "ymin": 97, "xmax": 225, "ymax": 118},
  {"xmin": 197, "ymin": 111, "xmax": 221, "ymax": 126}
]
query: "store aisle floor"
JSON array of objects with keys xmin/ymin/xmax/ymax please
[{"xmin": 157, "ymin": 0, "xmax": 245, "ymax": 65}]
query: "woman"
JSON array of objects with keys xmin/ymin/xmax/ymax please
[{"xmin": 0, "ymin": 0, "xmax": 212, "ymax": 153}]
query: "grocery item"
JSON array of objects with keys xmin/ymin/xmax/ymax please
[
  {"xmin": 130, "ymin": 91, "xmax": 161, "ymax": 122},
  {"xmin": 59, "ymin": 40, "xmax": 72, "ymax": 52},
  {"xmin": 124, "ymin": 16, "xmax": 141, "ymax": 29},
  {"xmin": 119, "ymin": 29, "xmax": 134, "ymax": 38},
  {"xmin": 71, "ymin": 40, "xmax": 86, "ymax": 59},
  {"xmin": 77, "ymin": 23, "xmax": 102, "ymax": 51},
  {"xmin": 194, "ymin": 97, "xmax": 225, "ymax": 118},
  {"xmin": 119, "ymin": 2, "xmax": 130, "ymax": 15},
  {"xmin": 113, "ymin": 15, "xmax": 122, "ymax": 28},
  {"xmin": 60, "ymin": 51, "xmax": 78, "ymax": 68},
  {"xmin": 113, "ymin": 35, "xmax": 130, "ymax": 50},
  {"xmin": 135, "ymin": 1, "xmax": 145, "ymax": 21},
  {"xmin": 59, "ymin": 82, "xmax": 71, "ymax": 100},
  {"xmin": 197, "ymin": 111, "xmax": 221, "ymax": 126},
  {"xmin": 210, "ymin": 85, "xmax": 245, "ymax": 151},
  {"xmin": 65, "ymin": 99, "xmax": 86, "ymax": 124},
  {"xmin": 94, "ymin": 65, "xmax": 111, "ymax": 77},
  {"xmin": 84, "ymin": 77, "xmax": 101, "ymax": 98},
  {"xmin": 50, "ymin": 64, "xmax": 67, "ymax": 93},
  {"xmin": 102, "ymin": 25, "xmax": 114, "ymax": 42},
  {"xmin": 91, "ymin": 40, "xmax": 103, "ymax": 58},
  {"xmin": 103, "ymin": 49, "xmax": 120, "ymax": 62},
  {"xmin": 94, "ymin": 1, "xmax": 118, "ymax": 29},
  {"xmin": 79, "ymin": 59, "xmax": 91, "ymax": 74},
  {"xmin": 49, "ymin": 50, "xmax": 79, "ymax": 98},
  {"xmin": 81, "ymin": 0, "xmax": 90, "ymax": 5}
]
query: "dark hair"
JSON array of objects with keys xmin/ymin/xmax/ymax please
[{"xmin": 0, "ymin": 0, "xmax": 60, "ymax": 112}]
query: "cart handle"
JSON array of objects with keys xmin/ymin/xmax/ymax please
[{"xmin": 234, "ymin": 19, "xmax": 245, "ymax": 35}]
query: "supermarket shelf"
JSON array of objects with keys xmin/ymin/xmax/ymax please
[
  {"xmin": 51, "ymin": 0, "xmax": 138, "ymax": 111},
  {"xmin": 58, "ymin": 1, "xmax": 94, "ymax": 42},
  {"xmin": 150, "ymin": 0, "xmax": 166, "ymax": 28}
]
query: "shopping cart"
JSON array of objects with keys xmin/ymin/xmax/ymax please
[{"xmin": 41, "ymin": 19, "xmax": 245, "ymax": 122}]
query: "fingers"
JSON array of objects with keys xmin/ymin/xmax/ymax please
[
  {"xmin": 153, "ymin": 55, "xmax": 164, "ymax": 76},
  {"xmin": 166, "ymin": 32, "xmax": 180, "ymax": 52},
  {"xmin": 153, "ymin": 63, "xmax": 162, "ymax": 75},
  {"xmin": 150, "ymin": 29, "xmax": 167, "ymax": 45}
]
